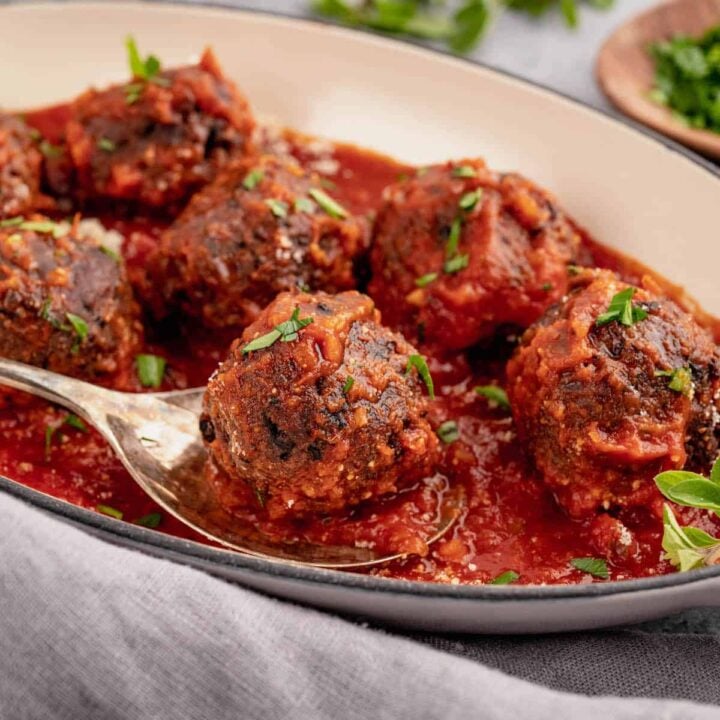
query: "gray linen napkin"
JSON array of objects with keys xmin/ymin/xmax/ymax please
[{"xmin": 0, "ymin": 492, "xmax": 715, "ymax": 720}]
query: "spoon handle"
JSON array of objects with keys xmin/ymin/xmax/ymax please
[{"xmin": 0, "ymin": 358, "xmax": 117, "ymax": 422}]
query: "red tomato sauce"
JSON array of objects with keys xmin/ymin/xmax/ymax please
[{"xmin": 4, "ymin": 108, "xmax": 719, "ymax": 586}]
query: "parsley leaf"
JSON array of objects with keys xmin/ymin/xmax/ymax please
[
  {"xmin": 242, "ymin": 308, "xmax": 314, "ymax": 354},
  {"xmin": 342, "ymin": 376, "xmax": 355, "ymax": 393},
  {"xmin": 490, "ymin": 570, "xmax": 520, "ymax": 585},
  {"xmin": 437, "ymin": 420, "xmax": 459, "ymax": 444},
  {"xmin": 655, "ymin": 367, "xmax": 693, "ymax": 396},
  {"xmin": 97, "ymin": 504, "xmax": 123, "ymax": 520},
  {"xmin": 308, "ymin": 188, "xmax": 348, "ymax": 219},
  {"xmin": 415, "ymin": 272, "xmax": 439, "ymax": 288},
  {"xmin": 595, "ymin": 287, "xmax": 649, "ymax": 327},
  {"xmin": 570, "ymin": 557, "xmax": 609, "ymax": 579},
  {"xmin": 243, "ymin": 168, "xmax": 264, "ymax": 190},
  {"xmin": 136, "ymin": 354, "xmax": 167, "ymax": 389},
  {"xmin": 475, "ymin": 385, "xmax": 510, "ymax": 410},
  {"xmin": 405, "ymin": 354, "xmax": 435, "ymax": 399},
  {"xmin": 650, "ymin": 26, "xmax": 720, "ymax": 134}
]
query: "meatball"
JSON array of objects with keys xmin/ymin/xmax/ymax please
[
  {"xmin": 0, "ymin": 215, "xmax": 141, "ymax": 378},
  {"xmin": 201, "ymin": 291, "xmax": 438, "ymax": 519},
  {"xmin": 65, "ymin": 49, "xmax": 254, "ymax": 208},
  {"xmin": 151, "ymin": 154, "xmax": 368, "ymax": 329},
  {"xmin": 0, "ymin": 115, "xmax": 45, "ymax": 218},
  {"xmin": 506, "ymin": 269, "xmax": 720, "ymax": 518},
  {"xmin": 368, "ymin": 159, "xmax": 582, "ymax": 350}
]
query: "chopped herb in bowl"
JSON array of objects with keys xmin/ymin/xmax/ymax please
[{"xmin": 649, "ymin": 25, "xmax": 720, "ymax": 133}]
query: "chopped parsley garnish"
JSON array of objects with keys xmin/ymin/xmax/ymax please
[
  {"xmin": 45, "ymin": 413, "xmax": 89, "ymax": 459},
  {"xmin": 242, "ymin": 307, "xmax": 314, "ymax": 354},
  {"xmin": 415, "ymin": 272, "xmax": 438, "ymax": 288},
  {"xmin": 437, "ymin": 420, "xmax": 459, "ymax": 444},
  {"xmin": 405, "ymin": 354, "xmax": 435, "ymax": 399},
  {"xmin": 459, "ymin": 189, "xmax": 482, "ymax": 211},
  {"xmin": 133, "ymin": 512, "xmax": 163, "ymax": 528},
  {"xmin": 1, "ymin": 217, "xmax": 66, "ymax": 239},
  {"xmin": 242, "ymin": 168, "xmax": 264, "ymax": 190},
  {"xmin": 570, "ymin": 557, "xmax": 609, "ymax": 580},
  {"xmin": 649, "ymin": 26, "xmax": 720, "ymax": 134},
  {"xmin": 124, "ymin": 83, "xmax": 144, "ymax": 105},
  {"xmin": 443, "ymin": 254, "xmax": 469, "ymax": 274},
  {"xmin": 541, "ymin": 282, "xmax": 553, "ymax": 292},
  {"xmin": 475, "ymin": 385, "xmax": 510, "ymax": 410},
  {"xmin": 445, "ymin": 217, "xmax": 462, "ymax": 259},
  {"xmin": 490, "ymin": 570, "xmax": 519, "ymax": 585},
  {"xmin": 97, "ymin": 504, "xmax": 123, "ymax": 520},
  {"xmin": 595, "ymin": 287, "xmax": 648, "ymax": 327},
  {"xmin": 655, "ymin": 367, "xmax": 693, "ymax": 396},
  {"xmin": 124, "ymin": 36, "xmax": 169, "ymax": 103},
  {"xmin": 99, "ymin": 245, "xmax": 121, "ymax": 262},
  {"xmin": 65, "ymin": 312, "xmax": 88, "ymax": 353},
  {"xmin": 567, "ymin": 264, "xmax": 582, "ymax": 276},
  {"xmin": 294, "ymin": 197, "xmax": 316, "ymax": 214},
  {"xmin": 126, "ymin": 35, "xmax": 167, "ymax": 84},
  {"xmin": 265, "ymin": 198, "xmax": 288, "ymax": 218},
  {"xmin": 98, "ymin": 137, "xmax": 116, "ymax": 152},
  {"xmin": 308, "ymin": 188, "xmax": 348, "ymax": 219},
  {"xmin": 64, "ymin": 413, "xmax": 88, "ymax": 433},
  {"xmin": 136, "ymin": 354, "xmax": 167, "ymax": 389},
  {"xmin": 39, "ymin": 140, "xmax": 63, "ymax": 158},
  {"xmin": 342, "ymin": 376, "xmax": 355, "ymax": 394},
  {"xmin": 452, "ymin": 165, "xmax": 477, "ymax": 178}
]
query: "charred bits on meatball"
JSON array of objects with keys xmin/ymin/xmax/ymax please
[
  {"xmin": 368, "ymin": 159, "xmax": 582, "ymax": 350},
  {"xmin": 0, "ymin": 115, "xmax": 47, "ymax": 219},
  {"xmin": 151, "ymin": 154, "xmax": 368, "ymax": 329},
  {"xmin": 506, "ymin": 269, "xmax": 720, "ymax": 518},
  {"xmin": 201, "ymin": 291, "xmax": 439, "ymax": 519},
  {"xmin": 65, "ymin": 45, "xmax": 255, "ymax": 209},
  {"xmin": 0, "ymin": 214, "xmax": 141, "ymax": 378}
]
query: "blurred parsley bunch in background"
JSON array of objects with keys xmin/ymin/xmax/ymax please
[
  {"xmin": 312, "ymin": 0, "xmax": 615, "ymax": 54},
  {"xmin": 650, "ymin": 25, "xmax": 720, "ymax": 134}
]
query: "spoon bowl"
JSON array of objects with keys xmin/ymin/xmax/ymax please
[
  {"xmin": 596, "ymin": 0, "xmax": 720, "ymax": 161},
  {"xmin": 0, "ymin": 358, "xmax": 459, "ymax": 568}
]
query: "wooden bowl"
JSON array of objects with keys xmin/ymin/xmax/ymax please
[{"xmin": 597, "ymin": 0, "xmax": 720, "ymax": 160}]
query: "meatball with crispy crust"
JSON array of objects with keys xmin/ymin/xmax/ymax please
[
  {"xmin": 151, "ymin": 154, "xmax": 368, "ymax": 329},
  {"xmin": 65, "ymin": 48, "xmax": 254, "ymax": 208},
  {"xmin": 0, "ymin": 115, "xmax": 46, "ymax": 218},
  {"xmin": 506, "ymin": 269, "xmax": 720, "ymax": 518},
  {"xmin": 368, "ymin": 159, "xmax": 582, "ymax": 350},
  {"xmin": 200, "ymin": 291, "xmax": 438, "ymax": 519},
  {"xmin": 0, "ymin": 215, "xmax": 141, "ymax": 378}
]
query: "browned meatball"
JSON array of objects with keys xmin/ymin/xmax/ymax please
[
  {"xmin": 506, "ymin": 269, "xmax": 720, "ymax": 518},
  {"xmin": 368, "ymin": 159, "xmax": 582, "ymax": 350},
  {"xmin": 0, "ymin": 215, "xmax": 141, "ymax": 378},
  {"xmin": 151, "ymin": 154, "xmax": 368, "ymax": 329},
  {"xmin": 201, "ymin": 291, "xmax": 438, "ymax": 519},
  {"xmin": 65, "ymin": 49, "xmax": 254, "ymax": 208},
  {"xmin": 0, "ymin": 115, "xmax": 45, "ymax": 218}
]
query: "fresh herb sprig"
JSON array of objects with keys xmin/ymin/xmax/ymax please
[
  {"xmin": 649, "ymin": 25, "xmax": 720, "ymax": 135},
  {"xmin": 312, "ymin": 0, "xmax": 614, "ymax": 55},
  {"xmin": 124, "ymin": 36, "xmax": 170, "ymax": 104},
  {"xmin": 475, "ymin": 384, "xmax": 510, "ymax": 410},
  {"xmin": 595, "ymin": 287, "xmax": 648, "ymax": 327},
  {"xmin": 405, "ymin": 353, "xmax": 435, "ymax": 399},
  {"xmin": 242, "ymin": 307, "xmax": 314, "ymax": 354},
  {"xmin": 655, "ymin": 458, "xmax": 720, "ymax": 572}
]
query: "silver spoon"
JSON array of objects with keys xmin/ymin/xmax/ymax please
[{"xmin": 0, "ymin": 358, "xmax": 460, "ymax": 568}]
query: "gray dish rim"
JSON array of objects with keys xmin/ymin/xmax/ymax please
[{"xmin": 2, "ymin": 0, "xmax": 720, "ymax": 602}]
